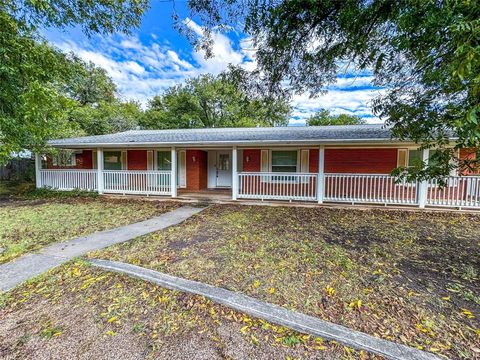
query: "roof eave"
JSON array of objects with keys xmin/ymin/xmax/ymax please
[{"xmin": 47, "ymin": 138, "xmax": 434, "ymax": 148}]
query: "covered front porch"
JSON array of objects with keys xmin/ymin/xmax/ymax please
[{"xmin": 35, "ymin": 146, "xmax": 480, "ymax": 210}]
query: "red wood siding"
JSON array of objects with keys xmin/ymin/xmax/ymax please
[
  {"xmin": 186, "ymin": 150, "xmax": 208, "ymax": 190},
  {"xmin": 243, "ymin": 149, "xmax": 261, "ymax": 172},
  {"xmin": 127, "ymin": 150, "xmax": 147, "ymax": 170},
  {"xmin": 325, "ymin": 148, "xmax": 398, "ymax": 174},
  {"xmin": 46, "ymin": 150, "xmax": 93, "ymax": 169}
]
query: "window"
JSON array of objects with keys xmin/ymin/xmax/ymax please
[
  {"xmin": 52, "ymin": 150, "xmax": 77, "ymax": 167},
  {"xmin": 408, "ymin": 149, "xmax": 421, "ymax": 167},
  {"xmin": 104, "ymin": 151, "xmax": 122, "ymax": 170},
  {"xmin": 271, "ymin": 150, "xmax": 297, "ymax": 172},
  {"xmin": 218, "ymin": 153, "xmax": 230, "ymax": 171},
  {"xmin": 397, "ymin": 149, "xmax": 422, "ymax": 168},
  {"xmin": 157, "ymin": 151, "xmax": 171, "ymax": 170}
]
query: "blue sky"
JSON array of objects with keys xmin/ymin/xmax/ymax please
[{"xmin": 43, "ymin": 2, "xmax": 382, "ymax": 125}]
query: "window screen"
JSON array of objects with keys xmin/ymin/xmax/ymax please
[
  {"xmin": 157, "ymin": 151, "xmax": 171, "ymax": 170},
  {"xmin": 408, "ymin": 150, "xmax": 421, "ymax": 167},
  {"xmin": 104, "ymin": 151, "xmax": 122, "ymax": 170},
  {"xmin": 271, "ymin": 151, "xmax": 297, "ymax": 172}
]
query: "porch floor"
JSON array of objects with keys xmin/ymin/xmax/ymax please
[{"xmin": 177, "ymin": 189, "xmax": 232, "ymax": 201}]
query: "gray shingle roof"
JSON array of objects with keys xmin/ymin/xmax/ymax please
[{"xmin": 48, "ymin": 124, "xmax": 400, "ymax": 147}]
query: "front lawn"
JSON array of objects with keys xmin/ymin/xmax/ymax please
[
  {"xmin": 1, "ymin": 204, "xmax": 479, "ymax": 359},
  {"xmin": 0, "ymin": 261, "xmax": 357, "ymax": 359},
  {"xmin": 0, "ymin": 193, "xmax": 179, "ymax": 263},
  {"xmin": 92, "ymin": 205, "xmax": 480, "ymax": 359}
]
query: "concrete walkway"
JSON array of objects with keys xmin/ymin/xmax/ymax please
[
  {"xmin": 91, "ymin": 259, "xmax": 441, "ymax": 360},
  {"xmin": 0, "ymin": 206, "xmax": 205, "ymax": 292}
]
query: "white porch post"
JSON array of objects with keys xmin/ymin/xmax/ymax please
[
  {"xmin": 417, "ymin": 148, "xmax": 429, "ymax": 208},
  {"xmin": 317, "ymin": 146, "xmax": 325, "ymax": 203},
  {"xmin": 35, "ymin": 153, "xmax": 42, "ymax": 188},
  {"xmin": 232, "ymin": 146, "xmax": 238, "ymax": 200},
  {"xmin": 97, "ymin": 148, "xmax": 104, "ymax": 194},
  {"xmin": 171, "ymin": 147, "xmax": 177, "ymax": 198}
]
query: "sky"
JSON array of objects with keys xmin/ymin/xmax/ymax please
[{"xmin": 43, "ymin": 1, "xmax": 382, "ymax": 126}]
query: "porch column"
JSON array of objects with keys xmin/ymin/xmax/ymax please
[
  {"xmin": 232, "ymin": 146, "xmax": 238, "ymax": 200},
  {"xmin": 35, "ymin": 153, "xmax": 42, "ymax": 188},
  {"xmin": 317, "ymin": 146, "xmax": 325, "ymax": 203},
  {"xmin": 97, "ymin": 148, "xmax": 104, "ymax": 194},
  {"xmin": 417, "ymin": 148, "xmax": 429, "ymax": 208},
  {"xmin": 171, "ymin": 147, "xmax": 177, "ymax": 198}
]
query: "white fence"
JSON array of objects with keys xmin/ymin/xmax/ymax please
[
  {"xmin": 39, "ymin": 170, "xmax": 97, "ymax": 191},
  {"xmin": 103, "ymin": 170, "xmax": 171, "ymax": 195},
  {"xmin": 427, "ymin": 176, "xmax": 480, "ymax": 209},
  {"xmin": 37, "ymin": 169, "xmax": 480, "ymax": 209},
  {"xmin": 324, "ymin": 173, "xmax": 418, "ymax": 205},
  {"xmin": 238, "ymin": 172, "xmax": 318, "ymax": 201}
]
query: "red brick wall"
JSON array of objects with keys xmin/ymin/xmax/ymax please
[
  {"xmin": 46, "ymin": 150, "xmax": 93, "ymax": 169},
  {"xmin": 309, "ymin": 149, "xmax": 319, "ymax": 173},
  {"xmin": 325, "ymin": 148, "xmax": 398, "ymax": 174},
  {"xmin": 127, "ymin": 150, "xmax": 147, "ymax": 170},
  {"xmin": 243, "ymin": 149, "xmax": 261, "ymax": 172},
  {"xmin": 186, "ymin": 150, "xmax": 208, "ymax": 190},
  {"xmin": 459, "ymin": 148, "xmax": 478, "ymax": 175},
  {"xmin": 243, "ymin": 148, "xmax": 398, "ymax": 174}
]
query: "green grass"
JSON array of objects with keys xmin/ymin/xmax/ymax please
[
  {"xmin": 0, "ymin": 196, "xmax": 178, "ymax": 263},
  {"xmin": 1, "ymin": 261, "xmax": 358, "ymax": 359},
  {"xmin": 91, "ymin": 205, "xmax": 480, "ymax": 359},
  {"xmin": 0, "ymin": 181, "xmax": 34, "ymax": 197},
  {"xmin": 2, "ymin": 203, "xmax": 479, "ymax": 359}
]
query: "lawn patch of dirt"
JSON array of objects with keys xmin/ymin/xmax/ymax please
[
  {"xmin": 0, "ymin": 262, "xmax": 363, "ymax": 359},
  {"xmin": 92, "ymin": 205, "xmax": 480, "ymax": 359},
  {"xmin": 0, "ymin": 197, "xmax": 179, "ymax": 263}
]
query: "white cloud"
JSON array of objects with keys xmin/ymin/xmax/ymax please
[
  {"xmin": 51, "ymin": 19, "xmax": 382, "ymax": 124},
  {"xmin": 290, "ymin": 86, "xmax": 384, "ymax": 125}
]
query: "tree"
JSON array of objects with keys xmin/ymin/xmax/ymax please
[
  {"xmin": 0, "ymin": 0, "xmax": 149, "ymax": 163},
  {"xmin": 66, "ymin": 59, "xmax": 117, "ymax": 106},
  {"xmin": 140, "ymin": 67, "xmax": 291, "ymax": 129},
  {"xmin": 306, "ymin": 109, "xmax": 365, "ymax": 126},
  {"xmin": 182, "ymin": 0, "xmax": 480, "ymax": 176},
  {"xmin": 70, "ymin": 101, "xmax": 142, "ymax": 136}
]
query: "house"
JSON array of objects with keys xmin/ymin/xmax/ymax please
[{"xmin": 36, "ymin": 125, "xmax": 480, "ymax": 209}]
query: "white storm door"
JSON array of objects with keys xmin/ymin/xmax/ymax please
[
  {"xmin": 178, "ymin": 150, "xmax": 186, "ymax": 188},
  {"xmin": 216, "ymin": 151, "xmax": 232, "ymax": 187}
]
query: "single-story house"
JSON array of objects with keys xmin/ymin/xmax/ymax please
[{"xmin": 36, "ymin": 125, "xmax": 480, "ymax": 209}]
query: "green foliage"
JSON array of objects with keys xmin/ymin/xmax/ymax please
[
  {"xmin": 24, "ymin": 187, "xmax": 99, "ymax": 200},
  {"xmin": 184, "ymin": 0, "xmax": 480, "ymax": 176},
  {"xmin": 140, "ymin": 66, "xmax": 291, "ymax": 129},
  {"xmin": 306, "ymin": 109, "xmax": 365, "ymax": 126},
  {"xmin": 66, "ymin": 60, "xmax": 117, "ymax": 106},
  {"xmin": 3, "ymin": 0, "xmax": 148, "ymax": 35},
  {"xmin": 0, "ymin": 12, "xmax": 78, "ymax": 163},
  {"xmin": 0, "ymin": 0, "xmax": 148, "ymax": 164},
  {"xmin": 70, "ymin": 100, "xmax": 142, "ymax": 136}
]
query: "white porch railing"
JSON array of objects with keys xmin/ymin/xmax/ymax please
[
  {"xmin": 238, "ymin": 172, "xmax": 318, "ymax": 201},
  {"xmin": 37, "ymin": 168, "xmax": 480, "ymax": 209},
  {"xmin": 39, "ymin": 169, "xmax": 98, "ymax": 191},
  {"xmin": 324, "ymin": 173, "xmax": 419, "ymax": 205},
  {"xmin": 103, "ymin": 170, "xmax": 171, "ymax": 195},
  {"xmin": 427, "ymin": 176, "xmax": 480, "ymax": 209}
]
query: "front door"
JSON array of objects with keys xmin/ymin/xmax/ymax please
[{"xmin": 216, "ymin": 151, "xmax": 232, "ymax": 187}]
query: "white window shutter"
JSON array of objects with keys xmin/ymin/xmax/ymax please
[
  {"xmin": 147, "ymin": 150, "xmax": 154, "ymax": 170},
  {"xmin": 397, "ymin": 149, "xmax": 408, "ymax": 167},
  {"xmin": 121, "ymin": 151, "xmax": 128, "ymax": 170},
  {"xmin": 261, "ymin": 150, "xmax": 269, "ymax": 172},
  {"xmin": 300, "ymin": 149, "xmax": 309, "ymax": 173}
]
